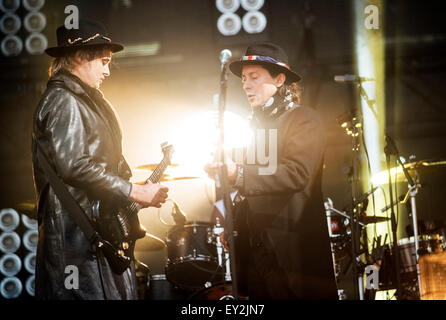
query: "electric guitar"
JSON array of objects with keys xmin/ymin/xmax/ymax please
[{"xmin": 92, "ymin": 142, "xmax": 174, "ymax": 274}]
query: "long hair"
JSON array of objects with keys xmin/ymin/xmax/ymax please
[
  {"xmin": 264, "ymin": 64, "xmax": 303, "ymax": 105},
  {"xmin": 48, "ymin": 47, "xmax": 108, "ymax": 77}
]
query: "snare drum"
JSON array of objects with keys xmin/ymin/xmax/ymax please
[{"xmin": 165, "ymin": 222, "xmax": 223, "ymax": 290}]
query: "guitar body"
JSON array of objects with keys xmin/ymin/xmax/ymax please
[{"xmin": 92, "ymin": 142, "xmax": 174, "ymax": 274}]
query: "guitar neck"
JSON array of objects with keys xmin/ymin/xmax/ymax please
[{"xmin": 129, "ymin": 157, "xmax": 169, "ymax": 214}]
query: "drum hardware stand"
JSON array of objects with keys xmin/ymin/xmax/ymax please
[
  {"xmin": 385, "ymin": 135, "xmax": 422, "ymax": 298},
  {"xmin": 338, "ymin": 112, "xmax": 367, "ymax": 300},
  {"xmin": 325, "ymin": 198, "xmax": 367, "ymax": 300},
  {"xmin": 214, "ymin": 49, "xmax": 239, "ymax": 299}
]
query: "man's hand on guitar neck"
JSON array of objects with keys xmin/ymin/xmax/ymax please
[{"xmin": 129, "ymin": 181, "xmax": 169, "ymax": 208}]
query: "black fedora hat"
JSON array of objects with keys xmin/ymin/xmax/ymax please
[
  {"xmin": 45, "ymin": 19, "xmax": 123, "ymax": 57},
  {"xmin": 229, "ymin": 42, "xmax": 301, "ymax": 83}
]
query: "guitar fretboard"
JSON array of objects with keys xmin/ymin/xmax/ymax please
[{"xmin": 125, "ymin": 157, "xmax": 170, "ymax": 220}]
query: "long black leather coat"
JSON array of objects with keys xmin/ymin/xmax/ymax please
[
  {"xmin": 235, "ymin": 93, "xmax": 338, "ymax": 299},
  {"xmin": 32, "ymin": 70, "xmax": 138, "ymax": 299}
]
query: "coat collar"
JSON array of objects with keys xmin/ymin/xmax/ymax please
[{"xmin": 250, "ymin": 91, "xmax": 298, "ymax": 128}]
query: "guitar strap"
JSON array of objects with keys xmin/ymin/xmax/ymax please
[{"xmin": 34, "ymin": 137, "xmax": 113, "ymax": 299}]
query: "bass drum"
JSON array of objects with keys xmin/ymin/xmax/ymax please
[
  {"xmin": 190, "ymin": 282, "xmax": 238, "ymax": 300},
  {"xmin": 165, "ymin": 222, "xmax": 223, "ymax": 290}
]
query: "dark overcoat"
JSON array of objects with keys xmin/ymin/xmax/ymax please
[
  {"xmin": 32, "ymin": 70, "xmax": 138, "ymax": 299},
  {"xmin": 235, "ymin": 94, "xmax": 337, "ymax": 299}
]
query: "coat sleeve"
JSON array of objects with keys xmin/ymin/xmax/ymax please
[
  {"xmin": 241, "ymin": 107, "xmax": 325, "ymax": 196},
  {"xmin": 41, "ymin": 91, "xmax": 132, "ymax": 202}
]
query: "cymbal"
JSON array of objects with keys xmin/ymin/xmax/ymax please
[
  {"xmin": 134, "ymin": 232, "xmax": 166, "ymax": 251},
  {"xmin": 359, "ymin": 216, "xmax": 390, "ymax": 224},
  {"xmin": 372, "ymin": 159, "xmax": 446, "ymax": 185},
  {"xmin": 161, "ymin": 176, "xmax": 200, "ymax": 182},
  {"xmin": 136, "ymin": 163, "xmax": 180, "ymax": 171}
]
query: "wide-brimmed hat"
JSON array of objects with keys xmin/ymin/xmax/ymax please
[
  {"xmin": 229, "ymin": 42, "xmax": 301, "ymax": 83},
  {"xmin": 45, "ymin": 19, "xmax": 123, "ymax": 57}
]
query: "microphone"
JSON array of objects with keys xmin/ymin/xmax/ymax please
[
  {"xmin": 171, "ymin": 200, "xmax": 187, "ymax": 226},
  {"xmin": 334, "ymin": 74, "xmax": 375, "ymax": 83},
  {"xmin": 220, "ymin": 49, "xmax": 232, "ymax": 65},
  {"xmin": 353, "ymin": 186, "xmax": 379, "ymax": 207}
]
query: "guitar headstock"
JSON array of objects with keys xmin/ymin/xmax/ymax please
[{"xmin": 160, "ymin": 142, "xmax": 174, "ymax": 165}]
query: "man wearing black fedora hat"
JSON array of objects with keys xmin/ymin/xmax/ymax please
[
  {"xmin": 206, "ymin": 43, "xmax": 337, "ymax": 299},
  {"xmin": 32, "ymin": 20, "xmax": 168, "ymax": 299}
]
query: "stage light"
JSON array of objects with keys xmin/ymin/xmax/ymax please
[
  {"xmin": 24, "ymin": 252, "xmax": 36, "ymax": 274},
  {"xmin": 25, "ymin": 275, "xmax": 34, "ymax": 296},
  {"xmin": 0, "ymin": 34, "xmax": 23, "ymax": 56},
  {"xmin": 0, "ymin": 13, "xmax": 21, "ymax": 34},
  {"xmin": 240, "ymin": 0, "xmax": 264, "ymax": 11},
  {"xmin": 242, "ymin": 10, "xmax": 266, "ymax": 34},
  {"xmin": 0, "ymin": 231, "xmax": 21, "ymax": 253},
  {"xmin": 216, "ymin": 0, "xmax": 240, "ymax": 13},
  {"xmin": 169, "ymin": 111, "xmax": 252, "ymax": 178},
  {"xmin": 0, "ymin": 0, "xmax": 20, "ymax": 12},
  {"xmin": 217, "ymin": 12, "xmax": 242, "ymax": 36},
  {"xmin": 24, "ymin": 32, "xmax": 47, "ymax": 55},
  {"xmin": 0, "ymin": 253, "xmax": 22, "ymax": 277},
  {"xmin": 0, "ymin": 208, "xmax": 20, "ymax": 232},
  {"xmin": 0, "ymin": 277, "xmax": 22, "ymax": 299},
  {"xmin": 23, "ymin": 11, "xmax": 46, "ymax": 32},
  {"xmin": 21, "ymin": 214, "xmax": 37, "ymax": 230},
  {"xmin": 22, "ymin": 229, "xmax": 37, "ymax": 252},
  {"xmin": 22, "ymin": 0, "xmax": 45, "ymax": 11}
]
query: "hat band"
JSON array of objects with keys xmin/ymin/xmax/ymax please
[
  {"xmin": 242, "ymin": 55, "xmax": 290, "ymax": 70},
  {"xmin": 68, "ymin": 33, "xmax": 112, "ymax": 45}
]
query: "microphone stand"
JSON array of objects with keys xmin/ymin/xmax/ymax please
[
  {"xmin": 215, "ymin": 51, "xmax": 239, "ymax": 300},
  {"xmin": 385, "ymin": 135, "xmax": 422, "ymax": 298}
]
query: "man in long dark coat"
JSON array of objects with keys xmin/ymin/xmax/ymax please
[{"xmin": 32, "ymin": 20, "xmax": 168, "ymax": 299}]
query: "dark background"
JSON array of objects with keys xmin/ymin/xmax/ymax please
[{"xmin": 1, "ymin": 0, "xmax": 446, "ymax": 299}]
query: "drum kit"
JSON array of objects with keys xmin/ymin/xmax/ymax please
[
  {"xmin": 132, "ymin": 163, "xmax": 236, "ymax": 300},
  {"xmin": 325, "ymin": 158, "xmax": 446, "ymax": 300}
]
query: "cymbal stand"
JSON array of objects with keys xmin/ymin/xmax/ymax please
[
  {"xmin": 385, "ymin": 135, "xmax": 422, "ymax": 298},
  {"xmin": 338, "ymin": 113, "xmax": 366, "ymax": 300}
]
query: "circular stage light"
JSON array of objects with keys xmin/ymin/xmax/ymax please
[
  {"xmin": 22, "ymin": 0, "xmax": 45, "ymax": 11},
  {"xmin": 0, "ymin": 13, "xmax": 21, "ymax": 34},
  {"xmin": 23, "ymin": 229, "xmax": 38, "ymax": 251},
  {"xmin": 216, "ymin": 0, "xmax": 240, "ymax": 13},
  {"xmin": 0, "ymin": 0, "xmax": 20, "ymax": 13},
  {"xmin": 25, "ymin": 32, "xmax": 47, "ymax": 55},
  {"xmin": 240, "ymin": 0, "xmax": 264, "ymax": 11},
  {"xmin": 0, "ymin": 253, "xmax": 22, "ymax": 277},
  {"xmin": 25, "ymin": 275, "xmax": 35, "ymax": 296},
  {"xmin": 24, "ymin": 251, "xmax": 36, "ymax": 274},
  {"xmin": 23, "ymin": 11, "xmax": 46, "ymax": 32},
  {"xmin": 0, "ymin": 277, "xmax": 22, "ymax": 299},
  {"xmin": 0, "ymin": 208, "xmax": 20, "ymax": 232},
  {"xmin": 242, "ymin": 10, "xmax": 267, "ymax": 34},
  {"xmin": 0, "ymin": 231, "xmax": 21, "ymax": 253},
  {"xmin": 22, "ymin": 214, "xmax": 37, "ymax": 230},
  {"xmin": 217, "ymin": 12, "xmax": 242, "ymax": 36}
]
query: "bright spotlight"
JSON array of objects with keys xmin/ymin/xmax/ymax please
[
  {"xmin": 22, "ymin": 0, "xmax": 45, "ymax": 11},
  {"xmin": 169, "ymin": 111, "xmax": 253, "ymax": 178},
  {"xmin": 0, "ymin": 253, "xmax": 22, "ymax": 277},
  {"xmin": 23, "ymin": 11, "xmax": 46, "ymax": 32},
  {"xmin": 0, "ymin": 0, "xmax": 20, "ymax": 12},
  {"xmin": 240, "ymin": 0, "xmax": 264, "ymax": 11},
  {"xmin": 0, "ymin": 208, "xmax": 20, "ymax": 232},
  {"xmin": 217, "ymin": 12, "xmax": 242, "ymax": 36},
  {"xmin": 216, "ymin": 0, "xmax": 240, "ymax": 13},
  {"xmin": 0, "ymin": 277, "xmax": 22, "ymax": 299},
  {"xmin": 1, "ymin": 34, "xmax": 23, "ymax": 56},
  {"xmin": 25, "ymin": 32, "xmax": 47, "ymax": 54},
  {"xmin": 242, "ymin": 10, "xmax": 266, "ymax": 34},
  {"xmin": 0, "ymin": 13, "xmax": 21, "ymax": 34}
]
